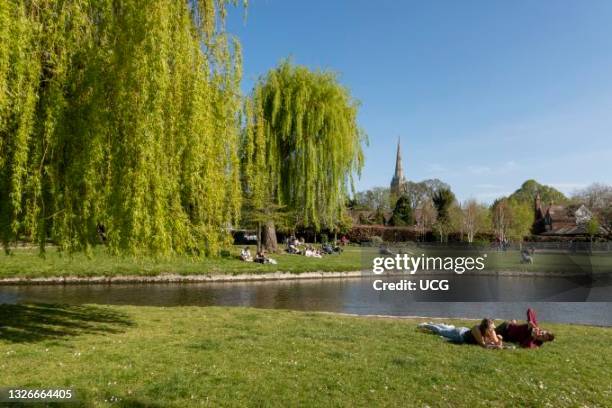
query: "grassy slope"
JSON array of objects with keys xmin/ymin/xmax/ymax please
[
  {"xmin": 0, "ymin": 246, "xmax": 364, "ymax": 279},
  {"xmin": 0, "ymin": 245, "xmax": 610, "ymax": 279},
  {"xmin": 0, "ymin": 305, "xmax": 610, "ymax": 407}
]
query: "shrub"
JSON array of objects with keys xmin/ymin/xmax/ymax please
[{"xmin": 369, "ymin": 236, "xmax": 384, "ymax": 246}]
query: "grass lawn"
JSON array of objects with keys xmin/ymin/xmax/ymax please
[
  {"xmin": 0, "ymin": 305, "xmax": 610, "ymax": 407},
  {"xmin": 0, "ymin": 245, "xmax": 610, "ymax": 279},
  {"xmin": 0, "ymin": 246, "xmax": 364, "ymax": 279}
]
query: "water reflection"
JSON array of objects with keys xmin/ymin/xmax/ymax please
[{"xmin": 1, "ymin": 276, "xmax": 611, "ymax": 326}]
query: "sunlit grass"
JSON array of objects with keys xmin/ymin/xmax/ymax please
[
  {"xmin": 0, "ymin": 305, "xmax": 610, "ymax": 407},
  {"xmin": 0, "ymin": 245, "xmax": 365, "ymax": 279},
  {"xmin": 1, "ymin": 245, "xmax": 610, "ymax": 279}
]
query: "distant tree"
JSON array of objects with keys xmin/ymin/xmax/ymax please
[
  {"xmin": 448, "ymin": 204, "xmax": 465, "ymax": 240},
  {"xmin": 602, "ymin": 205, "xmax": 612, "ymax": 230},
  {"xmin": 491, "ymin": 198, "xmax": 533, "ymax": 242},
  {"xmin": 416, "ymin": 198, "xmax": 437, "ymax": 241},
  {"xmin": 421, "ymin": 179, "xmax": 451, "ymax": 196},
  {"xmin": 462, "ymin": 200, "xmax": 491, "ymax": 243},
  {"xmin": 432, "ymin": 188, "xmax": 456, "ymax": 242},
  {"xmin": 390, "ymin": 195, "xmax": 414, "ymax": 226},
  {"xmin": 354, "ymin": 187, "xmax": 391, "ymax": 212},
  {"xmin": 405, "ymin": 179, "xmax": 451, "ymax": 211},
  {"xmin": 491, "ymin": 198, "xmax": 510, "ymax": 243},
  {"xmin": 432, "ymin": 188, "xmax": 455, "ymax": 220},
  {"xmin": 572, "ymin": 183, "xmax": 612, "ymax": 209},
  {"xmin": 509, "ymin": 179, "xmax": 568, "ymax": 205},
  {"xmin": 373, "ymin": 208, "xmax": 387, "ymax": 225},
  {"xmin": 586, "ymin": 216, "xmax": 601, "ymax": 253},
  {"xmin": 405, "ymin": 182, "xmax": 429, "ymax": 212},
  {"xmin": 506, "ymin": 199, "xmax": 533, "ymax": 241}
]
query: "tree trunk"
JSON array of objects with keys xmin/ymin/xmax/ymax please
[
  {"xmin": 262, "ymin": 220, "xmax": 278, "ymax": 252},
  {"xmin": 257, "ymin": 222, "xmax": 262, "ymax": 252}
]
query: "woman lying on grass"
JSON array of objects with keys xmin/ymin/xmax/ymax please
[{"xmin": 418, "ymin": 318, "xmax": 503, "ymax": 349}]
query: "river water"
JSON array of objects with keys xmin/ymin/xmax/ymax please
[{"xmin": 1, "ymin": 275, "xmax": 611, "ymax": 326}]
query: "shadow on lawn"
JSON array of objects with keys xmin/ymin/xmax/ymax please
[{"xmin": 0, "ymin": 303, "xmax": 134, "ymax": 343}]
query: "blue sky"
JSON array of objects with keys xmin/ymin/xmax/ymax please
[{"xmin": 226, "ymin": 0, "xmax": 612, "ymax": 203}]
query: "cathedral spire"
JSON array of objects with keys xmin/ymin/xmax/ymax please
[
  {"xmin": 394, "ymin": 137, "xmax": 403, "ymax": 180},
  {"xmin": 390, "ymin": 137, "xmax": 407, "ymax": 196}
]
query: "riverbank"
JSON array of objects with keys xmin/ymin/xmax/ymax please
[
  {"xmin": 1, "ymin": 268, "xmax": 609, "ymax": 285},
  {"xmin": 0, "ymin": 246, "xmax": 364, "ymax": 280},
  {"xmin": 1, "ymin": 245, "xmax": 610, "ymax": 283},
  {"xmin": 1, "ymin": 305, "xmax": 610, "ymax": 406}
]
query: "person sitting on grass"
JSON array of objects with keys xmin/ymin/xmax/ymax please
[
  {"xmin": 254, "ymin": 250, "xmax": 277, "ymax": 265},
  {"xmin": 520, "ymin": 247, "xmax": 535, "ymax": 264},
  {"xmin": 418, "ymin": 318, "xmax": 504, "ymax": 349},
  {"xmin": 304, "ymin": 245, "xmax": 322, "ymax": 258},
  {"xmin": 322, "ymin": 243, "xmax": 336, "ymax": 255},
  {"xmin": 286, "ymin": 238, "xmax": 301, "ymax": 255},
  {"xmin": 495, "ymin": 308, "xmax": 555, "ymax": 348},
  {"xmin": 240, "ymin": 247, "xmax": 253, "ymax": 262},
  {"xmin": 379, "ymin": 245, "xmax": 393, "ymax": 255}
]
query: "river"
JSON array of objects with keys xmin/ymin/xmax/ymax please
[{"xmin": 1, "ymin": 275, "xmax": 611, "ymax": 326}]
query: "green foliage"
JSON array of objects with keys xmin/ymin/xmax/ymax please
[
  {"xmin": 431, "ymin": 188, "xmax": 456, "ymax": 242},
  {"xmin": 461, "ymin": 200, "xmax": 492, "ymax": 243},
  {"xmin": 586, "ymin": 217, "xmax": 600, "ymax": 238},
  {"xmin": 369, "ymin": 235, "xmax": 384, "ymax": 246},
  {"xmin": 353, "ymin": 187, "xmax": 391, "ymax": 212},
  {"xmin": 390, "ymin": 195, "xmax": 414, "ymax": 226},
  {"xmin": 333, "ymin": 209, "xmax": 354, "ymax": 234},
  {"xmin": 509, "ymin": 179, "xmax": 568, "ymax": 205},
  {"xmin": 243, "ymin": 60, "xmax": 365, "ymax": 232},
  {"xmin": 0, "ymin": 0, "xmax": 245, "ymax": 256},
  {"xmin": 373, "ymin": 208, "xmax": 387, "ymax": 225},
  {"xmin": 491, "ymin": 197, "xmax": 533, "ymax": 241},
  {"xmin": 506, "ymin": 199, "xmax": 533, "ymax": 241},
  {"xmin": 432, "ymin": 188, "xmax": 456, "ymax": 221}
]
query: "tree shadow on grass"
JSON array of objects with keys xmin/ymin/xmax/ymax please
[{"xmin": 0, "ymin": 303, "xmax": 134, "ymax": 343}]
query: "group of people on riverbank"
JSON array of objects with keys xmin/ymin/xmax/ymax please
[
  {"xmin": 239, "ymin": 247, "xmax": 277, "ymax": 264},
  {"xmin": 238, "ymin": 237, "xmax": 345, "ymax": 264},
  {"xmin": 285, "ymin": 236, "xmax": 344, "ymax": 257},
  {"xmin": 418, "ymin": 308, "xmax": 555, "ymax": 349}
]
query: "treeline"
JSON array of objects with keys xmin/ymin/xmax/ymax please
[
  {"xmin": 353, "ymin": 179, "xmax": 612, "ymax": 242},
  {"xmin": 0, "ymin": 2, "xmax": 365, "ymax": 255}
]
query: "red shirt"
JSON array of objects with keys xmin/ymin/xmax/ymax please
[{"xmin": 505, "ymin": 323, "xmax": 542, "ymax": 348}]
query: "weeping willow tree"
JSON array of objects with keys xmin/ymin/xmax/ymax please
[
  {"xmin": 0, "ymin": 0, "xmax": 244, "ymax": 256},
  {"xmin": 242, "ymin": 60, "xmax": 365, "ymax": 251}
]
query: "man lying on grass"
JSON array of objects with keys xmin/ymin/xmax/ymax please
[
  {"xmin": 495, "ymin": 308, "xmax": 555, "ymax": 349},
  {"xmin": 418, "ymin": 318, "xmax": 504, "ymax": 349}
]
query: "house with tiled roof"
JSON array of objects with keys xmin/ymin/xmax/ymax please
[{"xmin": 533, "ymin": 193, "xmax": 609, "ymax": 236}]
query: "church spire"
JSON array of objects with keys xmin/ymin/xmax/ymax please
[
  {"xmin": 390, "ymin": 137, "xmax": 407, "ymax": 196},
  {"xmin": 394, "ymin": 137, "xmax": 403, "ymax": 180}
]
